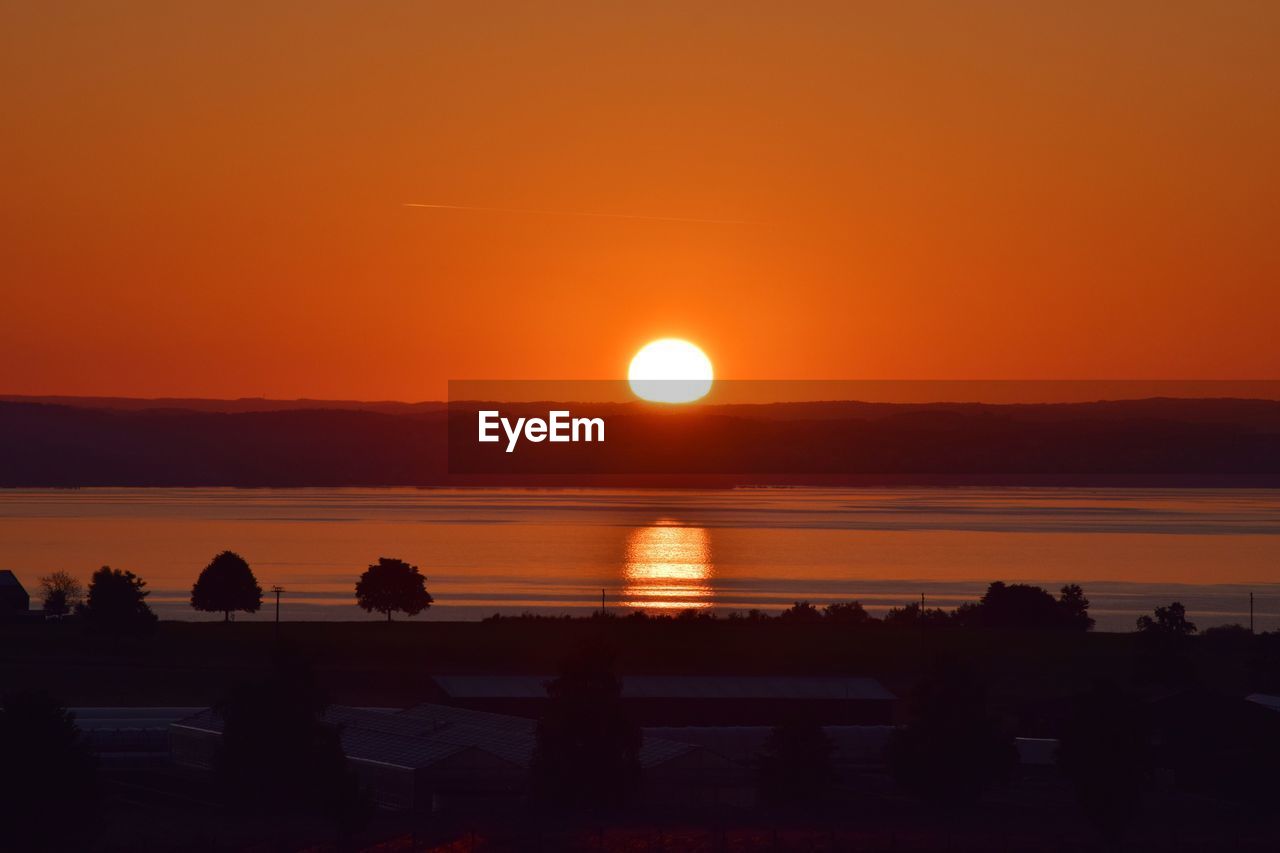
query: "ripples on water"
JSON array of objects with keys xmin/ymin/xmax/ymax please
[
  {"xmin": 1, "ymin": 487, "xmax": 1277, "ymax": 630},
  {"xmin": 623, "ymin": 520, "xmax": 714, "ymax": 610}
]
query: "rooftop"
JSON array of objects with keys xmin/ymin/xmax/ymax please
[
  {"xmin": 172, "ymin": 703, "xmax": 701, "ymax": 772},
  {"xmin": 1246, "ymin": 693, "xmax": 1280, "ymax": 713}
]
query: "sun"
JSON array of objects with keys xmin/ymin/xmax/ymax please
[{"xmin": 628, "ymin": 339, "xmax": 714, "ymax": 403}]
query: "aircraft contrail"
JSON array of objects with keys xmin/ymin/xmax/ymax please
[{"xmin": 402, "ymin": 202, "xmax": 752, "ymax": 225}]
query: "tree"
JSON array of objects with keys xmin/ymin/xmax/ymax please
[
  {"xmin": 1134, "ymin": 602, "xmax": 1198, "ymax": 685},
  {"xmin": 354, "ymin": 557, "xmax": 433, "ymax": 621},
  {"xmin": 191, "ymin": 551, "xmax": 263, "ymax": 622},
  {"xmin": 954, "ymin": 581, "xmax": 1093, "ymax": 631},
  {"xmin": 727, "ymin": 608, "xmax": 770, "ymax": 622},
  {"xmin": 1057, "ymin": 681, "xmax": 1151, "ymax": 846},
  {"xmin": 1200, "ymin": 623, "xmax": 1253, "ymax": 655},
  {"xmin": 823, "ymin": 600, "xmax": 874, "ymax": 626},
  {"xmin": 531, "ymin": 646, "xmax": 641, "ymax": 808},
  {"xmin": 889, "ymin": 658, "xmax": 1016, "ymax": 805},
  {"xmin": 777, "ymin": 600, "xmax": 822, "ymax": 622},
  {"xmin": 38, "ymin": 571, "xmax": 83, "ymax": 618},
  {"xmin": 0, "ymin": 691, "xmax": 98, "ymax": 850},
  {"xmin": 883, "ymin": 601, "xmax": 952, "ymax": 628},
  {"xmin": 216, "ymin": 654, "xmax": 371, "ymax": 837},
  {"xmin": 1137, "ymin": 602, "xmax": 1197, "ymax": 636},
  {"xmin": 757, "ymin": 719, "xmax": 837, "ymax": 806},
  {"xmin": 81, "ymin": 566, "xmax": 157, "ymax": 636},
  {"xmin": 1058, "ymin": 584, "xmax": 1096, "ymax": 631}
]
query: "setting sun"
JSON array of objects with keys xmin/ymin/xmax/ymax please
[{"xmin": 628, "ymin": 339, "xmax": 714, "ymax": 403}]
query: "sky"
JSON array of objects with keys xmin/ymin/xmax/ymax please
[{"xmin": 2, "ymin": 2, "xmax": 1278, "ymax": 400}]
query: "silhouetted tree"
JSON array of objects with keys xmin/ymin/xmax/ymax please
[
  {"xmin": 81, "ymin": 566, "xmax": 157, "ymax": 636},
  {"xmin": 728, "ymin": 608, "xmax": 770, "ymax": 622},
  {"xmin": 889, "ymin": 658, "xmax": 1015, "ymax": 805},
  {"xmin": 354, "ymin": 557, "xmax": 433, "ymax": 621},
  {"xmin": 1057, "ymin": 681, "xmax": 1151, "ymax": 847},
  {"xmin": 38, "ymin": 571, "xmax": 83, "ymax": 618},
  {"xmin": 532, "ymin": 646, "xmax": 641, "ymax": 809},
  {"xmin": 823, "ymin": 600, "xmax": 874, "ymax": 626},
  {"xmin": 758, "ymin": 718, "xmax": 837, "ymax": 806},
  {"xmin": 883, "ymin": 601, "xmax": 952, "ymax": 628},
  {"xmin": 954, "ymin": 581, "xmax": 1093, "ymax": 631},
  {"xmin": 0, "ymin": 691, "xmax": 98, "ymax": 851},
  {"xmin": 1058, "ymin": 584, "xmax": 1095, "ymax": 631},
  {"xmin": 676, "ymin": 607, "xmax": 715, "ymax": 622},
  {"xmin": 216, "ymin": 654, "xmax": 372, "ymax": 837},
  {"xmin": 1137, "ymin": 601, "xmax": 1197, "ymax": 636},
  {"xmin": 1134, "ymin": 602, "xmax": 1197, "ymax": 686},
  {"xmin": 778, "ymin": 600, "xmax": 822, "ymax": 622},
  {"xmin": 191, "ymin": 550, "xmax": 263, "ymax": 622},
  {"xmin": 1200, "ymin": 623, "xmax": 1253, "ymax": 660}
]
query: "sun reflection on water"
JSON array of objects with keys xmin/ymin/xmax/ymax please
[{"xmin": 622, "ymin": 519, "xmax": 714, "ymax": 610}]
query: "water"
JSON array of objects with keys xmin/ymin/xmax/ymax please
[{"xmin": 1, "ymin": 487, "xmax": 1278, "ymax": 631}]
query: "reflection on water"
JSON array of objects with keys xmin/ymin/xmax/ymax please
[
  {"xmin": 0, "ymin": 488, "xmax": 1278, "ymax": 628},
  {"xmin": 622, "ymin": 519, "xmax": 714, "ymax": 610}
]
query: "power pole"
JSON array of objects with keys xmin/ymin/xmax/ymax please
[
  {"xmin": 601, "ymin": 588, "xmax": 606, "ymax": 614},
  {"xmin": 1250, "ymin": 591, "xmax": 1255, "ymax": 634},
  {"xmin": 271, "ymin": 585, "xmax": 284, "ymax": 640}
]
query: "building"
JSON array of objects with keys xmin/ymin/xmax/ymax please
[
  {"xmin": 1149, "ymin": 688, "xmax": 1280, "ymax": 801},
  {"xmin": 170, "ymin": 702, "xmax": 738, "ymax": 811},
  {"xmin": 429, "ymin": 675, "xmax": 897, "ymax": 725},
  {"xmin": 1245, "ymin": 693, "xmax": 1280, "ymax": 713},
  {"xmin": 0, "ymin": 570, "xmax": 30, "ymax": 616},
  {"xmin": 73, "ymin": 707, "xmax": 200, "ymax": 765}
]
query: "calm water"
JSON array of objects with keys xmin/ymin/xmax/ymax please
[{"xmin": 1, "ymin": 487, "xmax": 1278, "ymax": 631}]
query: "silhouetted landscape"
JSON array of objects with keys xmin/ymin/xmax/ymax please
[
  {"xmin": 3, "ymin": 396, "xmax": 1279, "ymax": 487},
  {"xmin": 7, "ymin": 581, "xmax": 1280, "ymax": 850},
  {"xmin": 6, "ymin": 551, "xmax": 1280, "ymax": 849}
]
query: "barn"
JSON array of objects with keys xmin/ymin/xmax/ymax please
[
  {"xmin": 170, "ymin": 702, "xmax": 735, "ymax": 811},
  {"xmin": 0, "ymin": 570, "xmax": 30, "ymax": 616}
]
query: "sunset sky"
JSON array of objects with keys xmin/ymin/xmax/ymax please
[{"xmin": 3, "ymin": 2, "xmax": 1278, "ymax": 400}]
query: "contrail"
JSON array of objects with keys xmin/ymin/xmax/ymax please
[{"xmin": 402, "ymin": 202, "xmax": 752, "ymax": 225}]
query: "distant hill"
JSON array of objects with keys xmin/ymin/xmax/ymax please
[
  {"xmin": 0, "ymin": 394, "xmax": 446, "ymax": 415},
  {"xmin": 1, "ymin": 397, "xmax": 1278, "ymax": 487}
]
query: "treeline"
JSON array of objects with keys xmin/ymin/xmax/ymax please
[
  {"xmin": 33, "ymin": 551, "xmax": 435, "ymax": 635},
  {"xmin": 36, "ymin": 560, "xmax": 1211, "ymax": 638},
  {"xmin": 491, "ymin": 581, "xmax": 1204, "ymax": 636}
]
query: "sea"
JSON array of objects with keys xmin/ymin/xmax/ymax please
[{"xmin": 1, "ymin": 487, "xmax": 1277, "ymax": 631}]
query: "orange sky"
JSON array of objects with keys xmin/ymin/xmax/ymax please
[{"xmin": 2, "ymin": 2, "xmax": 1278, "ymax": 400}]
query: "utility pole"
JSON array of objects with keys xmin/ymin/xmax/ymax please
[
  {"xmin": 920, "ymin": 592, "xmax": 925, "ymax": 610},
  {"xmin": 601, "ymin": 588, "xmax": 606, "ymax": 614},
  {"xmin": 1250, "ymin": 591, "xmax": 1255, "ymax": 634},
  {"xmin": 271, "ymin": 585, "xmax": 284, "ymax": 640}
]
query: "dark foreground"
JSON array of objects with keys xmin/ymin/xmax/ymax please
[
  {"xmin": 5, "ymin": 618, "xmax": 1280, "ymax": 851},
  {"xmin": 4, "ymin": 617, "xmax": 1276, "ymax": 710},
  {"xmin": 83, "ymin": 772, "xmax": 1280, "ymax": 852}
]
